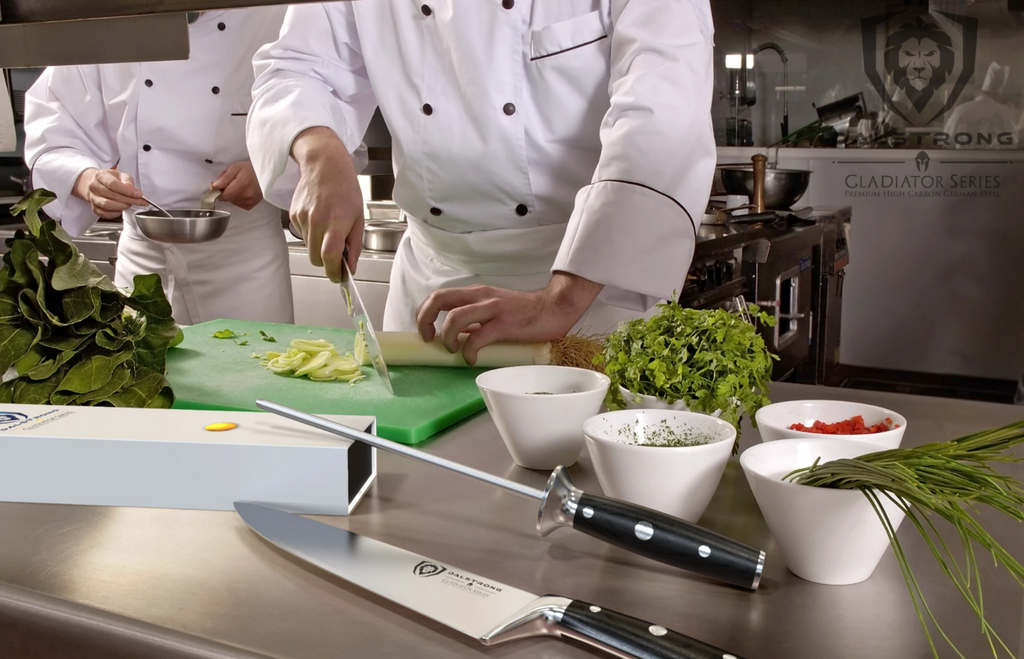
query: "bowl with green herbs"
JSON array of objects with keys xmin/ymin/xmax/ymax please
[
  {"xmin": 742, "ymin": 420, "xmax": 1024, "ymax": 659},
  {"xmin": 597, "ymin": 303, "xmax": 776, "ymax": 449},
  {"xmin": 740, "ymin": 437, "xmax": 906, "ymax": 585},
  {"xmin": 583, "ymin": 409, "xmax": 736, "ymax": 522}
]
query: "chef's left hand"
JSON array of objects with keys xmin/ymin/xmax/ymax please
[
  {"xmin": 416, "ymin": 273, "xmax": 604, "ymax": 366},
  {"xmin": 212, "ymin": 161, "xmax": 263, "ymax": 211}
]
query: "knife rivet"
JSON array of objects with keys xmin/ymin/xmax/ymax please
[
  {"xmin": 634, "ymin": 521, "xmax": 654, "ymax": 541},
  {"xmin": 589, "ymin": 605, "xmax": 601, "ymax": 613},
  {"xmin": 649, "ymin": 625, "xmax": 667, "ymax": 636},
  {"xmin": 699, "ymin": 544, "xmax": 711, "ymax": 558},
  {"xmin": 582, "ymin": 506, "xmax": 594, "ymax": 518}
]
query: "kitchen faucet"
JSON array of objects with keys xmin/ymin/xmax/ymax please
[{"xmin": 752, "ymin": 42, "xmax": 789, "ymax": 141}]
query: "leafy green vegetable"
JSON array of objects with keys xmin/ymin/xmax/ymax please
[
  {"xmin": 236, "ymin": 340, "xmax": 248, "ymax": 346},
  {"xmin": 786, "ymin": 421, "xmax": 1024, "ymax": 659},
  {"xmin": 212, "ymin": 329, "xmax": 240, "ymax": 339},
  {"xmin": 0, "ymin": 189, "xmax": 178, "ymax": 408},
  {"xmin": 597, "ymin": 303, "xmax": 777, "ymax": 446},
  {"xmin": 259, "ymin": 330, "xmax": 276, "ymax": 343}
]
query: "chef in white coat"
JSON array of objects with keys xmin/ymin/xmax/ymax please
[
  {"xmin": 24, "ymin": 9, "xmax": 293, "ymax": 325},
  {"xmin": 247, "ymin": 0, "xmax": 715, "ymax": 363}
]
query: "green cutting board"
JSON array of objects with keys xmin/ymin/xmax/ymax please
[{"xmin": 165, "ymin": 320, "xmax": 486, "ymax": 444}]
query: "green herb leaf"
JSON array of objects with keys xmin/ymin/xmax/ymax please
[
  {"xmin": 212, "ymin": 329, "xmax": 239, "ymax": 339},
  {"xmin": 10, "ymin": 189, "xmax": 56, "ymax": 236},
  {"xmin": 236, "ymin": 340, "xmax": 249, "ymax": 346},
  {"xmin": 259, "ymin": 330, "xmax": 276, "ymax": 343},
  {"xmin": 0, "ymin": 324, "xmax": 37, "ymax": 374},
  {"xmin": 124, "ymin": 273, "xmax": 173, "ymax": 319}
]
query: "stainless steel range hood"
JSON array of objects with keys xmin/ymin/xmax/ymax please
[{"xmin": 0, "ymin": 0, "xmax": 327, "ymax": 68}]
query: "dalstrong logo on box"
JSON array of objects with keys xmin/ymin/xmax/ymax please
[
  {"xmin": 0, "ymin": 412, "xmax": 28, "ymax": 425},
  {"xmin": 862, "ymin": 10, "xmax": 978, "ymax": 127}
]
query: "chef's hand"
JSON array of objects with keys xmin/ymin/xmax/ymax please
[
  {"xmin": 72, "ymin": 168, "xmax": 143, "ymax": 220},
  {"xmin": 416, "ymin": 273, "xmax": 604, "ymax": 366},
  {"xmin": 290, "ymin": 127, "xmax": 363, "ymax": 282},
  {"xmin": 212, "ymin": 161, "xmax": 263, "ymax": 211}
]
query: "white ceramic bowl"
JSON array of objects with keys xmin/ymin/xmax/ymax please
[
  {"xmin": 618, "ymin": 386, "xmax": 723, "ymax": 418},
  {"xmin": 740, "ymin": 437, "xmax": 906, "ymax": 585},
  {"xmin": 755, "ymin": 399, "xmax": 906, "ymax": 449},
  {"xmin": 476, "ymin": 366, "xmax": 610, "ymax": 470},
  {"xmin": 583, "ymin": 410, "xmax": 736, "ymax": 523}
]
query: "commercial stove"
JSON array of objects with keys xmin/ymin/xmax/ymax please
[{"xmin": 679, "ymin": 207, "xmax": 852, "ymax": 383}]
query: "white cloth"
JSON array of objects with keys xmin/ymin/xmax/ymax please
[
  {"xmin": 943, "ymin": 94, "xmax": 1018, "ymax": 150},
  {"xmin": 247, "ymin": 0, "xmax": 716, "ymax": 331},
  {"xmin": 24, "ymin": 9, "xmax": 294, "ymax": 325}
]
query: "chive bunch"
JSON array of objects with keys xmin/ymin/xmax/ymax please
[{"xmin": 785, "ymin": 420, "xmax": 1024, "ymax": 658}]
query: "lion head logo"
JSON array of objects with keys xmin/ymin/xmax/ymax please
[
  {"xmin": 863, "ymin": 10, "xmax": 978, "ymax": 127},
  {"xmin": 884, "ymin": 17, "xmax": 955, "ymax": 113},
  {"xmin": 0, "ymin": 412, "xmax": 27, "ymax": 425},
  {"xmin": 413, "ymin": 561, "xmax": 446, "ymax": 578}
]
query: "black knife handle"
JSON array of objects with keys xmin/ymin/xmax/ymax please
[
  {"xmin": 572, "ymin": 492, "xmax": 764, "ymax": 589},
  {"xmin": 556, "ymin": 599, "xmax": 747, "ymax": 659}
]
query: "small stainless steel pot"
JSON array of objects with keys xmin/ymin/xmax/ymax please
[
  {"xmin": 135, "ymin": 189, "xmax": 230, "ymax": 243},
  {"xmin": 362, "ymin": 220, "xmax": 406, "ymax": 252}
]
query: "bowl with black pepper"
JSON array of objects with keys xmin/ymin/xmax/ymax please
[{"xmin": 582, "ymin": 410, "xmax": 737, "ymax": 523}]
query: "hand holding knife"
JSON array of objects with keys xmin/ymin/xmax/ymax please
[{"xmin": 257, "ymin": 399, "xmax": 766, "ymax": 590}]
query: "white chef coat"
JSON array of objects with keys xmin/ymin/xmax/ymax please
[
  {"xmin": 247, "ymin": 0, "xmax": 715, "ymax": 334},
  {"xmin": 24, "ymin": 9, "xmax": 294, "ymax": 326},
  {"xmin": 943, "ymin": 94, "xmax": 1018, "ymax": 149}
]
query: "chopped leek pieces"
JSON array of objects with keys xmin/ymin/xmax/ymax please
[
  {"xmin": 256, "ymin": 336, "xmax": 365, "ymax": 384},
  {"xmin": 0, "ymin": 189, "xmax": 179, "ymax": 407}
]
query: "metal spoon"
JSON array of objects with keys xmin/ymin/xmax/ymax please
[{"xmin": 140, "ymin": 195, "xmax": 173, "ymax": 218}]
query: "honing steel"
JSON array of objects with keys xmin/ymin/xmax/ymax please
[
  {"xmin": 235, "ymin": 502, "xmax": 750, "ymax": 659},
  {"xmin": 256, "ymin": 399, "xmax": 766, "ymax": 590}
]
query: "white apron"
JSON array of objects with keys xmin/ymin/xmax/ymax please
[
  {"xmin": 382, "ymin": 217, "xmax": 652, "ymax": 335},
  {"xmin": 24, "ymin": 8, "xmax": 293, "ymax": 325}
]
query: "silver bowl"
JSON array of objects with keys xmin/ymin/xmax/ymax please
[
  {"xmin": 362, "ymin": 220, "xmax": 406, "ymax": 252},
  {"xmin": 720, "ymin": 166, "xmax": 811, "ymax": 210},
  {"xmin": 135, "ymin": 209, "xmax": 231, "ymax": 244}
]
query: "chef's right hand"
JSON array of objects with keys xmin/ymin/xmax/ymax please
[
  {"xmin": 289, "ymin": 127, "xmax": 364, "ymax": 282},
  {"xmin": 72, "ymin": 168, "xmax": 144, "ymax": 220}
]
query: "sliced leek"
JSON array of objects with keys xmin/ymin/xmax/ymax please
[{"xmin": 258, "ymin": 338, "xmax": 364, "ymax": 383}]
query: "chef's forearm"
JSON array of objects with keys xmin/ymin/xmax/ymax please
[
  {"xmin": 290, "ymin": 126, "xmax": 348, "ymax": 166},
  {"xmin": 547, "ymin": 272, "xmax": 604, "ymax": 320}
]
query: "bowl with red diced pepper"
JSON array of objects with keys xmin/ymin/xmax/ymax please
[{"xmin": 754, "ymin": 400, "xmax": 906, "ymax": 449}]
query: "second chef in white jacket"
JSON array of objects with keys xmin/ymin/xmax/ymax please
[
  {"xmin": 248, "ymin": 0, "xmax": 715, "ymax": 363},
  {"xmin": 25, "ymin": 9, "xmax": 293, "ymax": 326}
]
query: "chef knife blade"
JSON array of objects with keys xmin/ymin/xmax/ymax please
[
  {"xmin": 256, "ymin": 399, "xmax": 766, "ymax": 590},
  {"xmin": 234, "ymin": 502, "xmax": 749, "ymax": 659},
  {"xmin": 340, "ymin": 256, "xmax": 393, "ymax": 395}
]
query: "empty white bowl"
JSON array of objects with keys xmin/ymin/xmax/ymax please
[
  {"xmin": 755, "ymin": 399, "xmax": 906, "ymax": 449},
  {"xmin": 583, "ymin": 410, "xmax": 736, "ymax": 523},
  {"xmin": 740, "ymin": 437, "xmax": 906, "ymax": 585},
  {"xmin": 476, "ymin": 366, "xmax": 610, "ymax": 470}
]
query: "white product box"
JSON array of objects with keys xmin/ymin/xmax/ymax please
[{"xmin": 0, "ymin": 405, "xmax": 375, "ymax": 515}]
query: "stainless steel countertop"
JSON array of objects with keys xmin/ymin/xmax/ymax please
[{"xmin": 1, "ymin": 383, "xmax": 1022, "ymax": 659}]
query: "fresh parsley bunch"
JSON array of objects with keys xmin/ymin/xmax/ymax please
[{"xmin": 597, "ymin": 303, "xmax": 777, "ymax": 440}]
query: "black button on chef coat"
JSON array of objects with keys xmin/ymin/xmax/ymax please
[
  {"xmin": 430, "ymin": 207, "xmax": 442, "ymax": 216},
  {"xmin": 515, "ymin": 204, "xmax": 528, "ymax": 216}
]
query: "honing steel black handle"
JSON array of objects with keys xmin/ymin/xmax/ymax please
[
  {"xmin": 573, "ymin": 492, "xmax": 765, "ymax": 589},
  {"xmin": 557, "ymin": 599, "xmax": 747, "ymax": 659}
]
